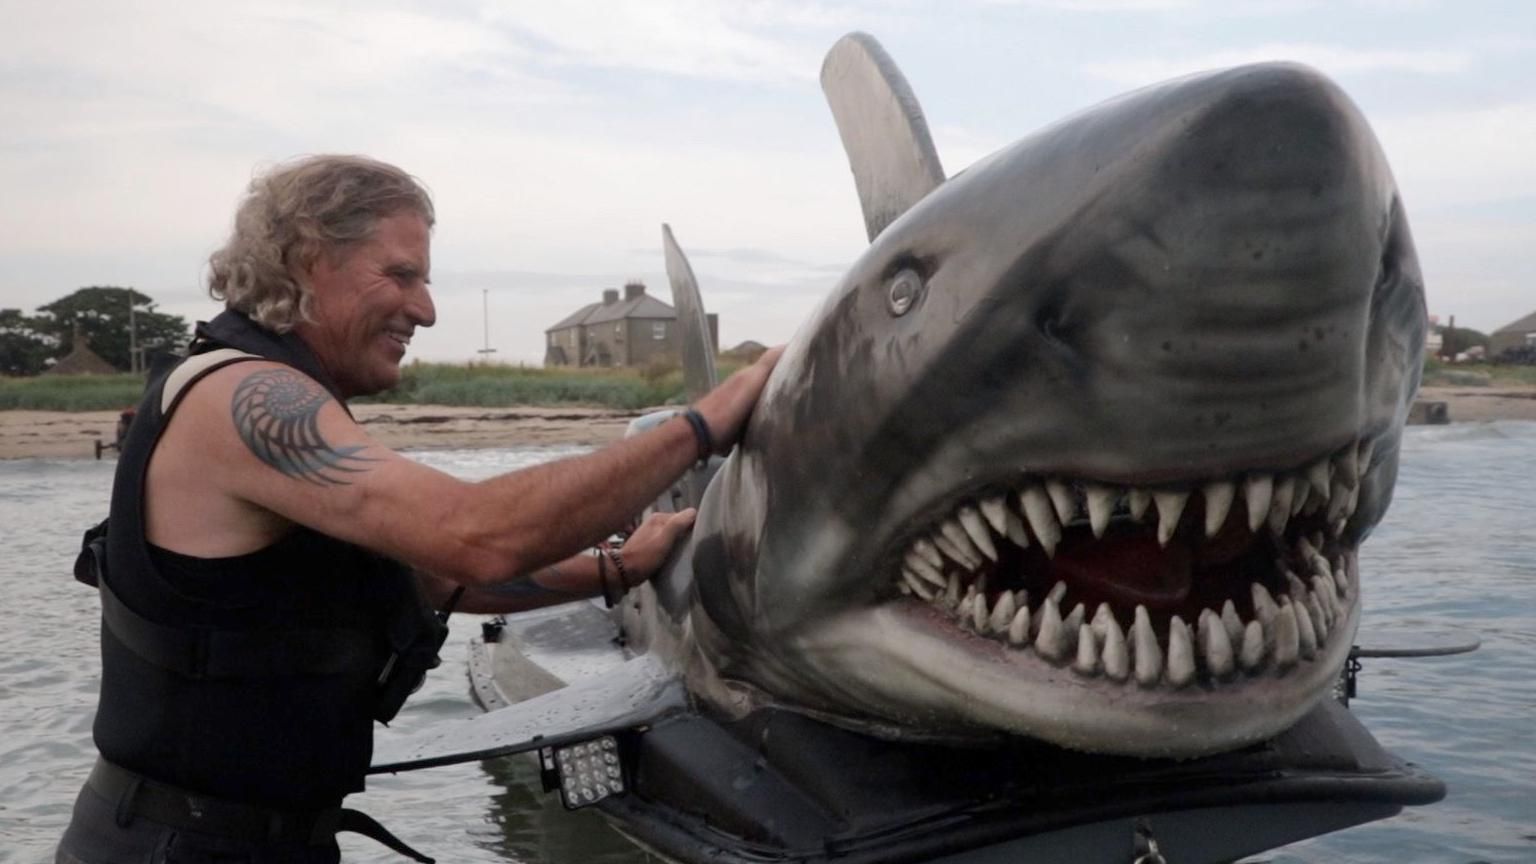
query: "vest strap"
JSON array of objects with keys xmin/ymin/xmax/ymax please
[
  {"xmin": 87, "ymin": 758, "xmax": 435, "ymax": 862},
  {"xmin": 98, "ymin": 571, "xmax": 376, "ymax": 679},
  {"xmin": 160, "ymin": 347, "xmax": 260, "ymax": 413}
]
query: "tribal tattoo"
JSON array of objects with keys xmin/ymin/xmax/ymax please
[
  {"xmin": 231, "ymin": 369, "xmax": 376, "ymax": 484},
  {"xmin": 484, "ymin": 565, "xmax": 586, "ymax": 602}
]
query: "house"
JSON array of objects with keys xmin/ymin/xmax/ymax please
[
  {"xmin": 722, "ymin": 340, "xmax": 768, "ymax": 362},
  {"xmin": 545, "ymin": 281, "xmax": 718, "ymax": 368},
  {"xmin": 1424, "ymin": 315, "xmax": 1444, "ymax": 354},
  {"xmin": 1490, "ymin": 310, "xmax": 1536, "ymax": 357},
  {"xmin": 45, "ymin": 323, "xmax": 118, "ymax": 375}
]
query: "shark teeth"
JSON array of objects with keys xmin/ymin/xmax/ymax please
[{"xmin": 890, "ymin": 440, "xmax": 1369, "ymax": 690}]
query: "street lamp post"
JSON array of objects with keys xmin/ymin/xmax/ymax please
[
  {"xmin": 127, "ymin": 288, "xmax": 139, "ymax": 374},
  {"xmin": 477, "ymin": 288, "xmax": 497, "ymax": 363}
]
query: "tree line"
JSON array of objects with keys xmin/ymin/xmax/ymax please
[{"xmin": 1, "ymin": 286, "xmax": 191, "ymax": 376}]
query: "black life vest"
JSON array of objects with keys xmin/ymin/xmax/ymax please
[{"xmin": 84, "ymin": 310, "xmax": 446, "ymax": 811}]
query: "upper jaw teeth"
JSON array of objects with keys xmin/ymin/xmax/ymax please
[
  {"xmin": 888, "ymin": 438, "xmax": 1372, "ymax": 690},
  {"xmin": 388, "ymin": 331, "xmax": 412, "ymax": 346},
  {"xmin": 909, "ymin": 438, "xmax": 1372, "ymax": 566}
]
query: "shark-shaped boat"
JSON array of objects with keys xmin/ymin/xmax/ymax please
[{"xmin": 371, "ymin": 33, "xmax": 1454, "ymax": 863}]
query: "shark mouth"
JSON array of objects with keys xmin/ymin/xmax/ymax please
[{"xmin": 888, "ymin": 438, "xmax": 1371, "ymax": 690}]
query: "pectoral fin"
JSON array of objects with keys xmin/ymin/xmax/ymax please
[{"xmin": 369, "ymin": 653, "xmax": 687, "ymax": 773}]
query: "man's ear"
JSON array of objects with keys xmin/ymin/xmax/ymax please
[{"xmin": 288, "ymin": 240, "xmax": 321, "ymax": 287}]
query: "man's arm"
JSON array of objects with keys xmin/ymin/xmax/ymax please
[
  {"xmin": 146, "ymin": 348, "xmax": 777, "ymax": 588},
  {"xmin": 417, "ymin": 508, "xmax": 698, "ymax": 613}
]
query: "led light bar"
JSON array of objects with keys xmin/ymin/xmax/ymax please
[{"xmin": 540, "ymin": 735, "xmax": 625, "ymax": 810}]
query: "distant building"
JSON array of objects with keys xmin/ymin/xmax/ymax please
[
  {"xmin": 1490, "ymin": 310, "xmax": 1536, "ymax": 357},
  {"xmin": 45, "ymin": 323, "xmax": 118, "ymax": 375},
  {"xmin": 722, "ymin": 340, "xmax": 768, "ymax": 362},
  {"xmin": 545, "ymin": 281, "xmax": 718, "ymax": 368}
]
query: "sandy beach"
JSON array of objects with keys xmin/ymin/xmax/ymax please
[
  {"xmin": 0, "ymin": 404, "xmax": 642, "ymax": 461},
  {"xmin": 1414, "ymin": 386, "xmax": 1536, "ymax": 423},
  {"xmin": 3, "ymin": 387, "xmax": 1534, "ymax": 461}
]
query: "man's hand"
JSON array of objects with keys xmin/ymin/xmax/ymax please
[
  {"xmin": 619, "ymin": 508, "xmax": 698, "ymax": 586},
  {"xmin": 691, "ymin": 345, "xmax": 784, "ymax": 454}
]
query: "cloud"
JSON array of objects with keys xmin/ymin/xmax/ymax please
[
  {"xmin": 1412, "ymin": 214, "xmax": 1536, "ymax": 331},
  {"xmin": 1374, "ymin": 102, "xmax": 1536, "ymax": 211},
  {"xmin": 479, "ymin": 0, "xmax": 843, "ymax": 83},
  {"xmin": 929, "ymin": 124, "xmax": 1012, "ymax": 175},
  {"xmin": 3, "ymin": 1, "xmax": 1532, "ymax": 364},
  {"xmin": 981, "ymin": 0, "xmax": 1197, "ymax": 9},
  {"xmin": 1085, "ymin": 44, "xmax": 1472, "ymax": 86}
]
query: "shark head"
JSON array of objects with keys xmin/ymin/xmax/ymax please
[{"xmin": 678, "ymin": 48, "xmax": 1424, "ymax": 758}]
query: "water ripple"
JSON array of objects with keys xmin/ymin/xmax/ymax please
[{"xmin": 3, "ymin": 426, "xmax": 1534, "ymax": 863}]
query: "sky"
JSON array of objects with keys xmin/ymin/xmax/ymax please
[{"xmin": 2, "ymin": 0, "xmax": 1532, "ymax": 364}]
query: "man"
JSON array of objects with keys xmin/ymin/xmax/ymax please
[{"xmin": 58, "ymin": 155, "xmax": 781, "ymax": 863}]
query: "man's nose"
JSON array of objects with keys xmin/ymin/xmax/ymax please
[{"xmin": 409, "ymin": 284, "xmax": 437, "ymax": 328}]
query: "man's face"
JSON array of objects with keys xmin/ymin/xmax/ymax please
[{"xmin": 296, "ymin": 210, "xmax": 435, "ymax": 398}]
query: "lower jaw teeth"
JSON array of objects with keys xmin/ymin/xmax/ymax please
[{"xmin": 916, "ymin": 552, "xmax": 1354, "ymax": 690}]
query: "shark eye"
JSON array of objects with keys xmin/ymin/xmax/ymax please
[{"xmin": 886, "ymin": 268, "xmax": 924, "ymax": 316}]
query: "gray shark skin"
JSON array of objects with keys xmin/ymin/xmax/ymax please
[{"xmin": 636, "ymin": 60, "xmax": 1426, "ymax": 759}]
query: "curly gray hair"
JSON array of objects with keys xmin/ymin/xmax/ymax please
[{"xmin": 207, "ymin": 155, "xmax": 435, "ymax": 332}]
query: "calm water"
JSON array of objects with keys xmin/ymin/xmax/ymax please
[{"xmin": 1, "ymin": 428, "xmax": 1532, "ymax": 863}]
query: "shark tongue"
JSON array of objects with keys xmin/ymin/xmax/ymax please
[{"xmin": 1050, "ymin": 531, "xmax": 1193, "ymax": 612}]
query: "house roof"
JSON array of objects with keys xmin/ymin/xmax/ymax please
[
  {"xmin": 546, "ymin": 294, "xmax": 678, "ymax": 332},
  {"xmin": 1493, "ymin": 309, "xmax": 1536, "ymax": 335},
  {"xmin": 546, "ymin": 302, "xmax": 600, "ymax": 332},
  {"xmin": 724, "ymin": 340, "xmax": 767, "ymax": 356},
  {"xmin": 45, "ymin": 326, "xmax": 118, "ymax": 375}
]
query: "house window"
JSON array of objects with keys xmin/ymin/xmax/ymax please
[
  {"xmin": 615, "ymin": 323, "xmax": 622, "ymax": 335},
  {"xmin": 652, "ymin": 322, "xmax": 667, "ymax": 340},
  {"xmin": 548, "ymin": 333, "xmax": 556, "ymax": 346}
]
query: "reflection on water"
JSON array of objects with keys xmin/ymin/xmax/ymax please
[
  {"xmin": 479, "ymin": 756, "xmax": 655, "ymax": 864},
  {"xmin": 3, "ymin": 431, "xmax": 1534, "ymax": 863}
]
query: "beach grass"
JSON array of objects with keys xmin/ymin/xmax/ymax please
[
  {"xmin": 9, "ymin": 356, "xmax": 1536, "ymax": 412},
  {"xmin": 359, "ymin": 362, "xmax": 687, "ymax": 410},
  {"xmin": 0, "ymin": 373, "xmax": 147, "ymax": 411},
  {"xmin": 1, "ymin": 361, "xmax": 743, "ymax": 412},
  {"xmin": 2, "ymin": 357, "xmax": 757, "ymax": 413},
  {"xmin": 366, "ymin": 360, "xmax": 751, "ymax": 410},
  {"xmin": 1421, "ymin": 358, "xmax": 1536, "ymax": 388}
]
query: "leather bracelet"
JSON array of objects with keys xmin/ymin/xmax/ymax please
[
  {"xmin": 604, "ymin": 545, "xmax": 629, "ymax": 590},
  {"xmin": 682, "ymin": 408, "xmax": 714, "ymax": 465},
  {"xmin": 595, "ymin": 546, "xmax": 619, "ymax": 609}
]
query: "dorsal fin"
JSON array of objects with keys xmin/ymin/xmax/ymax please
[
  {"xmin": 820, "ymin": 32, "xmax": 945, "ymax": 242},
  {"xmin": 662, "ymin": 224, "xmax": 718, "ymax": 401}
]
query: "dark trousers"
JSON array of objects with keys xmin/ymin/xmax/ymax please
[{"xmin": 55, "ymin": 772, "xmax": 341, "ymax": 864}]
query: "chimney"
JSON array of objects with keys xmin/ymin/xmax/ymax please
[
  {"xmin": 624, "ymin": 281, "xmax": 645, "ymax": 301},
  {"xmin": 602, "ymin": 289, "xmax": 619, "ymax": 305}
]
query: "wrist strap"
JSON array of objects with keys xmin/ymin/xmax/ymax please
[{"xmin": 682, "ymin": 408, "xmax": 714, "ymax": 465}]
